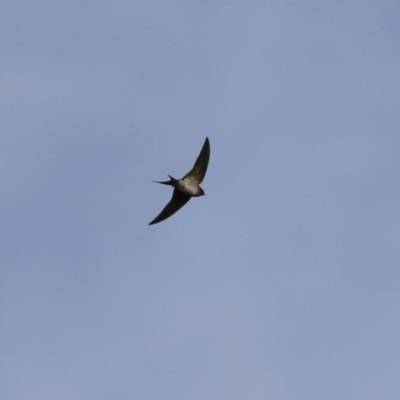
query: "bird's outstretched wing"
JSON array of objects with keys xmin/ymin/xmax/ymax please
[
  {"xmin": 148, "ymin": 189, "xmax": 191, "ymax": 225},
  {"xmin": 183, "ymin": 137, "xmax": 210, "ymax": 183}
]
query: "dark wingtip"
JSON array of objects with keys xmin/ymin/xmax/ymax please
[{"xmin": 204, "ymin": 137, "xmax": 210, "ymax": 153}]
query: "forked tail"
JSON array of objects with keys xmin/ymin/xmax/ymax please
[{"xmin": 152, "ymin": 175, "xmax": 178, "ymax": 186}]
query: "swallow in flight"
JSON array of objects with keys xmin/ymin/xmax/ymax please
[{"xmin": 149, "ymin": 137, "xmax": 210, "ymax": 225}]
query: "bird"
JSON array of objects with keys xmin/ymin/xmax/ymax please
[{"xmin": 149, "ymin": 137, "xmax": 210, "ymax": 225}]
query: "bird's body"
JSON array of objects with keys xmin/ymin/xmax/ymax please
[
  {"xmin": 149, "ymin": 137, "xmax": 210, "ymax": 225},
  {"xmin": 171, "ymin": 176, "xmax": 204, "ymax": 196}
]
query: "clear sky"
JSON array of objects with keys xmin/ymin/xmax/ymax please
[{"xmin": 1, "ymin": 1, "xmax": 400, "ymax": 399}]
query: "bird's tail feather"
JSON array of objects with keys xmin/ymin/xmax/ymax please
[{"xmin": 153, "ymin": 175, "xmax": 178, "ymax": 186}]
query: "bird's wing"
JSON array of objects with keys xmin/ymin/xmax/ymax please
[
  {"xmin": 183, "ymin": 137, "xmax": 210, "ymax": 183},
  {"xmin": 148, "ymin": 189, "xmax": 191, "ymax": 225}
]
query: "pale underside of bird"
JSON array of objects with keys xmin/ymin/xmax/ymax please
[{"xmin": 149, "ymin": 137, "xmax": 210, "ymax": 225}]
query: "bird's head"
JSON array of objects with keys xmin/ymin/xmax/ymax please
[{"xmin": 197, "ymin": 187, "xmax": 205, "ymax": 196}]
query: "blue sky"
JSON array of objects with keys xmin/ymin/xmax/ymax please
[{"xmin": 1, "ymin": 1, "xmax": 400, "ymax": 399}]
